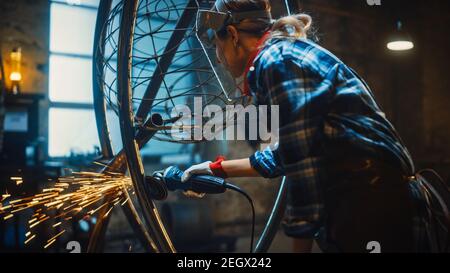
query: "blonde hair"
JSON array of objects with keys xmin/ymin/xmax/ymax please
[{"xmin": 271, "ymin": 13, "xmax": 312, "ymax": 39}]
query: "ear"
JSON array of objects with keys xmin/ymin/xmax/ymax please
[{"xmin": 227, "ymin": 25, "xmax": 240, "ymax": 47}]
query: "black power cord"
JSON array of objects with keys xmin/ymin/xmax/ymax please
[
  {"xmin": 224, "ymin": 183, "xmax": 256, "ymax": 253},
  {"xmin": 154, "ymin": 167, "xmax": 257, "ymax": 253}
]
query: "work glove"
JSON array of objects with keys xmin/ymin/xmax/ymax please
[{"xmin": 181, "ymin": 161, "xmax": 213, "ymax": 198}]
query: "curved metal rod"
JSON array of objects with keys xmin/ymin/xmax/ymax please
[
  {"xmin": 88, "ymin": 0, "xmax": 116, "ymax": 252},
  {"xmin": 117, "ymin": 0, "xmax": 175, "ymax": 253},
  {"xmin": 89, "ymin": 0, "xmax": 156, "ymax": 253},
  {"xmin": 93, "ymin": 0, "xmax": 114, "ymax": 159},
  {"xmin": 88, "ymin": 104, "xmax": 169, "ymax": 252},
  {"xmin": 87, "ymin": 151, "xmax": 157, "ymax": 253},
  {"xmin": 254, "ymin": 176, "xmax": 288, "ymax": 253},
  {"xmin": 87, "ymin": 204, "xmax": 113, "ymax": 252}
]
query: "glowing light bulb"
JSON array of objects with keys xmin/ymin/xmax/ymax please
[
  {"xmin": 387, "ymin": 41, "xmax": 414, "ymax": 51},
  {"xmin": 10, "ymin": 71, "xmax": 22, "ymax": 82}
]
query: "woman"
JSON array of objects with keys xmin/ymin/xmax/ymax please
[{"xmin": 183, "ymin": 0, "xmax": 431, "ymax": 252}]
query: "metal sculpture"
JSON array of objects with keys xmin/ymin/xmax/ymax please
[{"xmin": 91, "ymin": 0, "xmax": 289, "ymax": 253}]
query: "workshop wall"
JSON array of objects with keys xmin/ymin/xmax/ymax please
[
  {"xmin": 0, "ymin": 0, "xmax": 50, "ymax": 151},
  {"xmin": 420, "ymin": 1, "xmax": 450, "ymax": 170},
  {"xmin": 0, "ymin": 0, "xmax": 49, "ymax": 94}
]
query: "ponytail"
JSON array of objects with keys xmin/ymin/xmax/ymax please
[{"xmin": 271, "ymin": 13, "xmax": 312, "ymax": 39}]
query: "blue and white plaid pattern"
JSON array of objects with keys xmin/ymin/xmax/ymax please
[{"xmin": 247, "ymin": 38, "xmax": 416, "ymax": 239}]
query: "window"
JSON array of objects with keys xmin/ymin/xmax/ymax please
[{"xmin": 48, "ymin": 0, "xmax": 100, "ymax": 157}]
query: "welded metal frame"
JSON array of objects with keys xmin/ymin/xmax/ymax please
[
  {"xmin": 135, "ymin": 0, "xmax": 198, "ymax": 120},
  {"xmin": 91, "ymin": 0, "xmax": 289, "ymax": 253}
]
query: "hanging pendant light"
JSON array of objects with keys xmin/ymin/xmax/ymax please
[{"xmin": 387, "ymin": 21, "xmax": 414, "ymax": 51}]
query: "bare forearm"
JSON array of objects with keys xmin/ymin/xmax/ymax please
[{"xmin": 221, "ymin": 158, "xmax": 261, "ymax": 178}]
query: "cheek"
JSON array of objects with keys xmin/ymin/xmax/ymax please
[
  {"xmin": 215, "ymin": 41, "xmax": 230, "ymax": 64},
  {"xmin": 215, "ymin": 40, "xmax": 242, "ymax": 77},
  {"xmin": 215, "ymin": 46, "xmax": 224, "ymax": 64},
  {"xmin": 218, "ymin": 46, "xmax": 235, "ymax": 67}
]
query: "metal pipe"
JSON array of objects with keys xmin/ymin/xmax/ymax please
[
  {"xmin": 254, "ymin": 176, "xmax": 287, "ymax": 253},
  {"xmin": 117, "ymin": 0, "xmax": 175, "ymax": 253}
]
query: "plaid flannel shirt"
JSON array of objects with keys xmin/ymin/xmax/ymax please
[{"xmin": 247, "ymin": 38, "xmax": 418, "ymax": 239}]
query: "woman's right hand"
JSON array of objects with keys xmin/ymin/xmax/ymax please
[
  {"xmin": 181, "ymin": 158, "xmax": 261, "ymax": 198},
  {"xmin": 181, "ymin": 161, "xmax": 213, "ymax": 198},
  {"xmin": 181, "ymin": 161, "xmax": 213, "ymax": 182}
]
